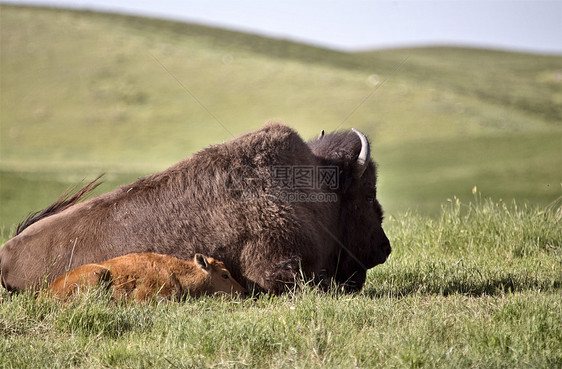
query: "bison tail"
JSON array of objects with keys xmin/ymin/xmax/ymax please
[{"xmin": 14, "ymin": 175, "xmax": 104, "ymax": 236}]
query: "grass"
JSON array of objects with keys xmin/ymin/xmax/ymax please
[
  {"xmin": 1, "ymin": 198, "xmax": 560, "ymax": 368},
  {"xmin": 377, "ymin": 132, "xmax": 562, "ymax": 215}
]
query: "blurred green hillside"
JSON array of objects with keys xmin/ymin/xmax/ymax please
[{"xmin": 1, "ymin": 5, "xmax": 561, "ymax": 233}]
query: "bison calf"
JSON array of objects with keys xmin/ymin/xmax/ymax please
[{"xmin": 48, "ymin": 253, "xmax": 245, "ymax": 301}]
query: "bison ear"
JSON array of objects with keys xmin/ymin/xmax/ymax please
[{"xmin": 195, "ymin": 254, "xmax": 209, "ymax": 270}]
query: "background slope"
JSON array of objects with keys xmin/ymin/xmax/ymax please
[{"xmin": 1, "ymin": 5, "xmax": 561, "ymax": 232}]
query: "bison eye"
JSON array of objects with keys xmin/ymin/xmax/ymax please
[
  {"xmin": 221, "ymin": 273, "xmax": 229, "ymax": 280},
  {"xmin": 367, "ymin": 197, "xmax": 375, "ymax": 205}
]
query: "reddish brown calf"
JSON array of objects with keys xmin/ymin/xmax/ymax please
[{"xmin": 48, "ymin": 253, "xmax": 245, "ymax": 301}]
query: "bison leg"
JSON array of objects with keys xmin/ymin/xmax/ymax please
[{"xmin": 47, "ymin": 264, "xmax": 111, "ymax": 299}]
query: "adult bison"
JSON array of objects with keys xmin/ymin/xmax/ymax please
[{"xmin": 0, "ymin": 123, "xmax": 391, "ymax": 294}]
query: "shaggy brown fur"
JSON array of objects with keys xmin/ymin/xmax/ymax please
[
  {"xmin": 0, "ymin": 123, "xmax": 391, "ymax": 294},
  {"xmin": 48, "ymin": 253, "xmax": 245, "ymax": 301}
]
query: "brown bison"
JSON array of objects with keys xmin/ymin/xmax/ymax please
[
  {"xmin": 47, "ymin": 253, "xmax": 245, "ymax": 301},
  {"xmin": 0, "ymin": 123, "xmax": 391, "ymax": 294}
]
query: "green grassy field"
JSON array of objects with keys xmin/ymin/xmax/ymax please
[
  {"xmin": 1, "ymin": 198, "xmax": 560, "ymax": 368},
  {"xmin": 1, "ymin": 5, "xmax": 561, "ymax": 368}
]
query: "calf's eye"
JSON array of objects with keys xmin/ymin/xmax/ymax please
[{"xmin": 221, "ymin": 273, "xmax": 229, "ymax": 280}]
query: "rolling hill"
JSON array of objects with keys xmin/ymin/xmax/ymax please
[{"xmin": 1, "ymin": 4, "xmax": 561, "ymax": 232}]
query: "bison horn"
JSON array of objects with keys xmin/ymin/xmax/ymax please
[
  {"xmin": 351, "ymin": 128, "xmax": 370, "ymax": 179},
  {"xmin": 318, "ymin": 130, "xmax": 325, "ymax": 139}
]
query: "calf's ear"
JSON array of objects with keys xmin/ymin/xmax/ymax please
[{"xmin": 195, "ymin": 254, "xmax": 209, "ymax": 270}]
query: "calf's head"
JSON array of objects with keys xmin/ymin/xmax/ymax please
[{"xmin": 194, "ymin": 254, "xmax": 246, "ymax": 296}]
